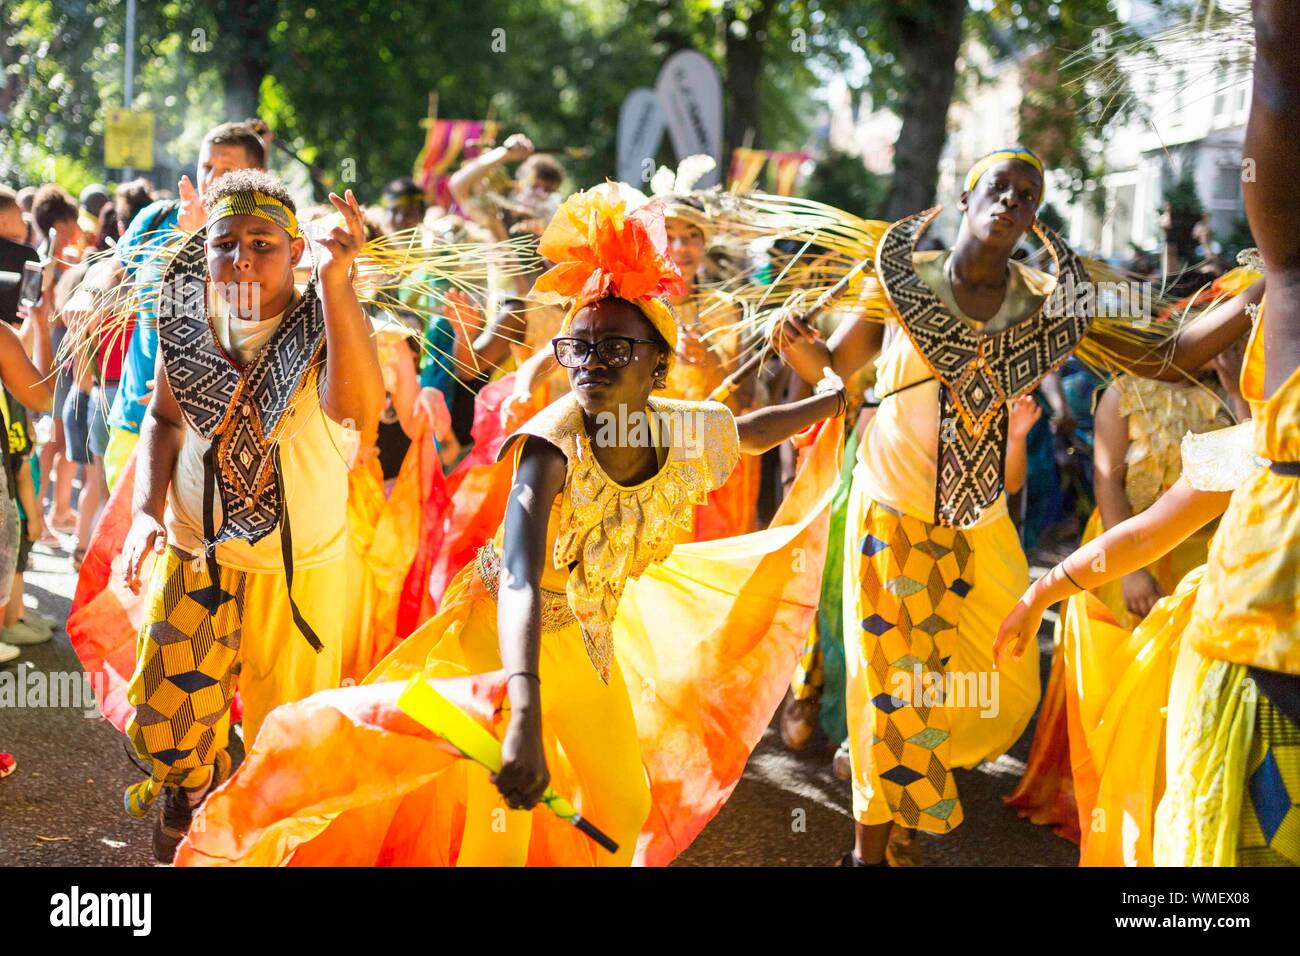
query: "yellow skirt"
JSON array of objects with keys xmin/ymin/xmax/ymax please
[
  {"xmin": 1066, "ymin": 567, "xmax": 1205, "ymax": 866},
  {"xmin": 843, "ymin": 463, "xmax": 1039, "ymax": 833}
]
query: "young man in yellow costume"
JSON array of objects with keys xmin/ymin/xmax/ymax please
[
  {"xmin": 773, "ymin": 147, "xmax": 1259, "ymax": 866},
  {"xmin": 117, "ymin": 170, "xmax": 385, "ymax": 862},
  {"xmin": 173, "ymin": 183, "xmax": 849, "ymax": 867}
]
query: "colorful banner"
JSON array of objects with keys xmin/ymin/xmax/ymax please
[
  {"xmin": 413, "ymin": 119, "xmax": 498, "ymax": 208},
  {"xmin": 728, "ymin": 148, "xmax": 811, "ymax": 196}
]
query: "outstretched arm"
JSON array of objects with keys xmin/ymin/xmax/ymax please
[
  {"xmin": 734, "ymin": 368, "xmax": 844, "ymax": 455},
  {"xmin": 1092, "ymin": 277, "xmax": 1264, "ymax": 381},
  {"xmin": 1247, "ymin": 0, "xmax": 1300, "ymax": 394},
  {"xmin": 994, "ymin": 477, "xmax": 1231, "ymax": 662}
]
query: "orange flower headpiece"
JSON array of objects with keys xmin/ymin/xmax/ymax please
[{"xmin": 531, "ymin": 182, "xmax": 687, "ymax": 361}]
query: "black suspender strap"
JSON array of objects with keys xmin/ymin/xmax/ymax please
[
  {"xmin": 875, "ymin": 376, "xmax": 936, "ymax": 403},
  {"xmin": 274, "ymin": 446, "xmax": 324, "ymax": 653},
  {"xmin": 191, "ymin": 441, "xmax": 233, "ymax": 615}
]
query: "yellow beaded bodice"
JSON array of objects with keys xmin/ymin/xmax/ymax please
[{"xmin": 497, "ymin": 394, "xmax": 740, "ymax": 680}]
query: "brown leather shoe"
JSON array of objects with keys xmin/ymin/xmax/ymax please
[
  {"xmin": 780, "ymin": 695, "xmax": 820, "ymax": 751},
  {"xmin": 885, "ymin": 823, "xmax": 922, "ymax": 867},
  {"xmin": 831, "ymin": 739, "xmax": 852, "ymax": 781}
]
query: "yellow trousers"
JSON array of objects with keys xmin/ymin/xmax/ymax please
[
  {"xmin": 844, "ymin": 467, "xmax": 1039, "ymax": 832},
  {"xmin": 124, "ymin": 547, "xmax": 344, "ymax": 812}
]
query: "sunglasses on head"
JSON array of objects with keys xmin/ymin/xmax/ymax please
[{"xmin": 552, "ymin": 335, "xmax": 659, "ymax": 369}]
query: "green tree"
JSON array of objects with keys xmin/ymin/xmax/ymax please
[{"xmin": 804, "ymin": 149, "xmax": 886, "ymax": 218}]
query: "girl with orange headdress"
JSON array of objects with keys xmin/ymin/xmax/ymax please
[{"xmin": 175, "ymin": 183, "xmax": 848, "ymax": 866}]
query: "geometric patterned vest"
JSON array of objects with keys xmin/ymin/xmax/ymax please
[
  {"xmin": 876, "ymin": 208, "xmax": 1094, "ymax": 528},
  {"xmin": 155, "ymin": 228, "xmax": 328, "ymax": 649}
]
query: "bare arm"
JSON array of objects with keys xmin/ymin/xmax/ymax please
[
  {"xmin": 735, "ymin": 390, "xmax": 842, "ymax": 455},
  {"xmin": 1093, "ymin": 277, "xmax": 1264, "ymax": 381},
  {"xmin": 316, "ymin": 192, "xmax": 385, "ymax": 431},
  {"xmin": 1004, "ymin": 396, "xmax": 1042, "ymax": 495},
  {"xmin": 494, "ymin": 436, "xmax": 567, "ymax": 809},
  {"xmin": 772, "ymin": 309, "xmax": 883, "ymax": 387},
  {"xmin": 449, "ymin": 134, "xmax": 533, "ymax": 233},
  {"xmin": 467, "ymin": 302, "xmax": 528, "ymax": 374},
  {"xmin": 1091, "ymin": 384, "xmax": 1134, "ymax": 533},
  {"xmin": 2, "ymin": 299, "xmax": 53, "ymax": 413},
  {"xmin": 1248, "ymin": 0, "xmax": 1300, "ymax": 393},
  {"xmin": 995, "ymin": 477, "xmax": 1230, "ymax": 661}
]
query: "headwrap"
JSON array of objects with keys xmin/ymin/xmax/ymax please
[
  {"xmin": 530, "ymin": 182, "xmax": 687, "ymax": 363},
  {"xmin": 205, "ymin": 190, "xmax": 301, "ymax": 239},
  {"xmin": 963, "ymin": 148, "xmax": 1045, "ymax": 206}
]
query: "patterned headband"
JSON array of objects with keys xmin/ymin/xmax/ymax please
[{"xmin": 205, "ymin": 190, "xmax": 300, "ymax": 239}]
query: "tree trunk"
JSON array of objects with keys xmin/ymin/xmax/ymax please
[
  {"xmin": 221, "ymin": 0, "xmax": 273, "ymax": 122},
  {"xmin": 724, "ymin": 0, "xmax": 776, "ymax": 157},
  {"xmin": 883, "ymin": 0, "xmax": 968, "ymax": 221}
]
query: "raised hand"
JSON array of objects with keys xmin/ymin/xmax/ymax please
[
  {"xmin": 177, "ymin": 175, "xmax": 204, "ymax": 233},
  {"xmin": 314, "ymin": 190, "xmax": 366, "ymax": 285}
]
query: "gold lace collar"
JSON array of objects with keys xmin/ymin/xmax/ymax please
[{"xmin": 499, "ymin": 394, "xmax": 739, "ymax": 680}]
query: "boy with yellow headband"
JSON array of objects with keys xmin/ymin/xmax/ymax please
[{"xmin": 118, "ymin": 169, "xmax": 385, "ymax": 862}]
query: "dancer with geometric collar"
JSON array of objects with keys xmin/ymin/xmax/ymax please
[
  {"xmin": 772, "ymin": 146, "xmax": 1260, "ymax": 866},
  {"xmin": 117, "ymin": 169, "xmax": 385, "ymax": 862}
]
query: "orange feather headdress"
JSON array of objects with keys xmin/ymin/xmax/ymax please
[{"xmin": 530, "ymin": 182, "xmax": 686, "ymax": 358}]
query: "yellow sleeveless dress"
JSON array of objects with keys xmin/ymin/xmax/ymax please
[{"xmin": 1156, "ymin": 303, "xmax": 1300, "ymax": 866}]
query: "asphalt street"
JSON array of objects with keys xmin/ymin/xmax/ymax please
[{"xmin": 1, "ymin": 539, "xmax": 1077, "ymax": 867}]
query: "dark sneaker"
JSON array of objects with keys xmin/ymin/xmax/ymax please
[{"xmin": 152, "ymin": 749, "xmax": 231, "ymax": 863}]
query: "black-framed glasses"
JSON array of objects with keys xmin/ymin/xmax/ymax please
[{"xmin": 552, "ymin": 336, "xmax": 658, "ymax": 369}]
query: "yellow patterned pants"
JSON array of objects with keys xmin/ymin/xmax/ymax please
[
  {"xmin": 123, "ymin": 547, "xmax": 344, "ymax": 815},
  {"xmin": 844, "ymin": 468, "xmax": 1040, "ymax": 833}
]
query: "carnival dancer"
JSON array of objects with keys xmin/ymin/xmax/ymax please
[
  {"xmin": 1138, "ymin": 0, "xmax": 1300, "ymax": 867},
  {"xmin": 772, "ymin": 146, "xmax": 1259, "ymax": 866},
  {"xmin": 176, "ymin": 182, "xmax": 846, "ymax": 867},
  {"xmin": 117, "ymin": 170, "xmax": 384, "ymax": 861},
  {"xmin": 999, "ymin": 277, "xmax": 1262, "ymax": 864}
]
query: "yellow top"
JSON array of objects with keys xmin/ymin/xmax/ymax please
[
  {"xmin": 856, "ymin": 249, "xmax": 1053, "ymax": 527},
  {"xmin": 1111, "ymin": 375, "xmax": 1223, "ymax": 513},
  {"xmin": 1188, "ymin": 300, "xmax": 1300, "ymax": 673},
  {"xmin": 166, "ymin": 305, "xmax": 358, "ymax": 572},
  {"xmin": 495, "ymin": 393, "xmax": 739, "ymax": 680}
]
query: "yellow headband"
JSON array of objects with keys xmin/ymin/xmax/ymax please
[
  {"xmin": 559, "ymin": 296, "xmax": 679, "ymax": 372},
  {"xmin": 205, "ymin": 190, "xmax": 300, "ymax": 239},
  {"xmin": 963, "ymin": 150, "xmax": 1045, "ymax": 205}
]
